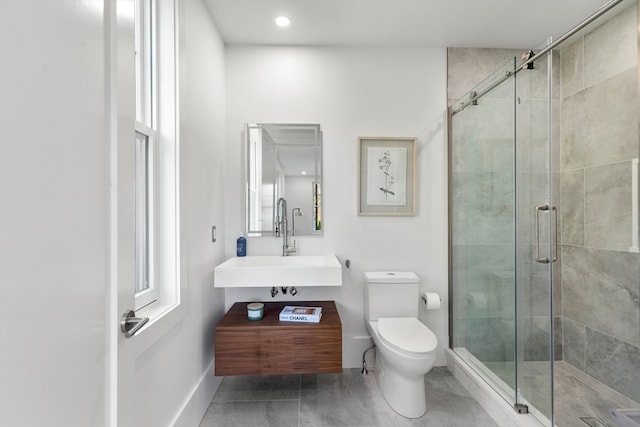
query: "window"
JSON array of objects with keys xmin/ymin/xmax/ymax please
[
  {"xmin": 134, "ymin": 0, "xmax": 178, "ymax": 313},
  {"xmin": 135, "ymin": 0, "xmax": 155, "ymax": 128},
  {"xmin": 134, "ymin": 125, "xmax": 157, "ymax": 309}
]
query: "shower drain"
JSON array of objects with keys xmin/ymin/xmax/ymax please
[{"xmin": 580, "ymin": 417, "xmax": 609, "ymax": 427}]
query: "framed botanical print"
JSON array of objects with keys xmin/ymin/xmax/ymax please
[{"xmin": 358, "ymin": 137, "xmax": 416, "ymax": 216}]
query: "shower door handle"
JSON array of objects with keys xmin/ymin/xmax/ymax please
[
  {"xmin": 535, "ymin": 204, "xmax": 558, "ymax": 264},
  {"xmin": 551, "ymin": 206, "xmax": 557, "ymax": 262},
  {"xmin": 535, "ymin": 204, "xmax": 549, "ymax": 263}
]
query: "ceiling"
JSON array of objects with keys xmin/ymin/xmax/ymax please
[{"xmin": 203, "ymin": 0, "xmax": 610, "ymax": 49}]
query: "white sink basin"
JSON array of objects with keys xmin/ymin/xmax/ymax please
[{"xmin": 214, "ymin": 255, "xmax": 342, "ymax": 287}]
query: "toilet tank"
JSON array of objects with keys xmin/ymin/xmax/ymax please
[{"xmin": 364, "ymin": 272, "xmax": 419, "ymax": 320}]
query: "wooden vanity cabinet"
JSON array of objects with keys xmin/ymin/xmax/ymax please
[{"xmin": 215, "ymin": 300, "xmax": 342, "ymax": 376}]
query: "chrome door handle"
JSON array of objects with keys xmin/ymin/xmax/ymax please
[
  {"xmin": 535, "ymin": 204, "xmax": 558, "ymax": 263},
  {"xmin": 120, "ymin": 310, "xmax": 149, "ymax": 338},
  {"xmin": 535, "ymin": 204, "xmax": 549, "ymax": 263},
  {"xmin": 551, "ymin": 206, "xmax": 557, "ymax": 262}
]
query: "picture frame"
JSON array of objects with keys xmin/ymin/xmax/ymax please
[{"xmin": 358, "ymin": 137, "xmax": 416, "ymax": 216}]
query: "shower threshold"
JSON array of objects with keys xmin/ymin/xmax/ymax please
[
  {"xmin": 449, "ymin": 348, "xmax": 640, "ymax": 427},
  {"xmin": 449, "ymin": 347, "xmax": 551, "ymax": 427}
]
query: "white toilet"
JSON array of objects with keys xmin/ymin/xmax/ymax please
[{"xmin": 364, "ymin": 271, "xmax": 438, "ymax": 418}]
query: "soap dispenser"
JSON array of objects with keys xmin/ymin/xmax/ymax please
[{"xmin": 236, "ymin": 233, "xmax": 247, "ymax": 257}]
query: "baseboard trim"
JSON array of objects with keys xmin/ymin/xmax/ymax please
[{"xmin": 171, "ymin": 358, "xmax": 222, "ymax": 427}]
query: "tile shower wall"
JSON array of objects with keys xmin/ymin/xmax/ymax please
[{"xmin": 558, "ymin": 3, "xmax": 640, "ymax": 402}]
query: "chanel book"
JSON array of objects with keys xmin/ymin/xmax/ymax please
[{"xmin": 278, "ymin": 306, "xmax": 323, "ymax": 323}]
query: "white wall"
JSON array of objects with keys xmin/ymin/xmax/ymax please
[
  {"xmin": 224, "ymin": 46, "xmax": 449, "ymax": 367},
  {"xmin": 153, "ymin": 0, "xmax": 227, "ymax": 425}
]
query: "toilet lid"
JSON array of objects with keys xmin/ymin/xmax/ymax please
[{"xmin": 378, "ymin": 317, "xmax": 437, "ymax": 354}]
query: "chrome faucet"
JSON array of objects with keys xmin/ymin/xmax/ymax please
[{"xmin": 276, "ymin": 197, "xmax": 296, "ymax": 256}]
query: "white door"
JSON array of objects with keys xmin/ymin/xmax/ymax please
[{"xmin": 0, "ymin": 1, "xmax": 111, "ymax": 426}]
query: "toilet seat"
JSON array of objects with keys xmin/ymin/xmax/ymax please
[{"xmin": 377, "ymin": 317, "xmax": 437, "ymax": 354}]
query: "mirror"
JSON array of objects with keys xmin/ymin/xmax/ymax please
[{"xmin": 245, "ymin": 123, "xmax": 322, "ymax": 237}]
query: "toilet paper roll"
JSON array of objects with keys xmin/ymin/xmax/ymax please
[
  {"xmin": 468, "ymin": 291, "xmax": 487, "ymax": 309},
  {"xmin": 421, "ymin": 292, "xmax": 441, "ymax": 310}
]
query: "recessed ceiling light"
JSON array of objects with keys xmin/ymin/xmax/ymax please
[{"xmin": 275, "ymin": 16, "xmax": 290, "ymax": 27}]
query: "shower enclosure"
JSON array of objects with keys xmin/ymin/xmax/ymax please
[{"xmin": 449, "ymin": 1, "xmax": 639, "ymax": 425}]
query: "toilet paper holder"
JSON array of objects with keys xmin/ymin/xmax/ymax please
[{"xmin": 421, "ymin": 292, "xmax": 441, "ymax": 310}]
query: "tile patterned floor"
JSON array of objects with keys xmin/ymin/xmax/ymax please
[
  {"xmin": 553, "ymin": 362, "xmax": 640, "ymax": 427},
  {"xmin": 199, "ymin": 367, "xmax": 499, "ymax": 427}
]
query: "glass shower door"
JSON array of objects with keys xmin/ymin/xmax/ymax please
[
  {"xmin": 514, "ymin": 47, "xmax": 555, "ymax": 423},
  {"xmin": 450, "ymin": 51, "xmax": 558, "ymax": 425},
  {"xmin": 450, "ymin": 58, "xmax": 518, "ymax": 403}
]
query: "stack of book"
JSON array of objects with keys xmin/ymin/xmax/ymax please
[{"xmin": 279, "ymin": 305, "xmax": 323, "ymax": 323}]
